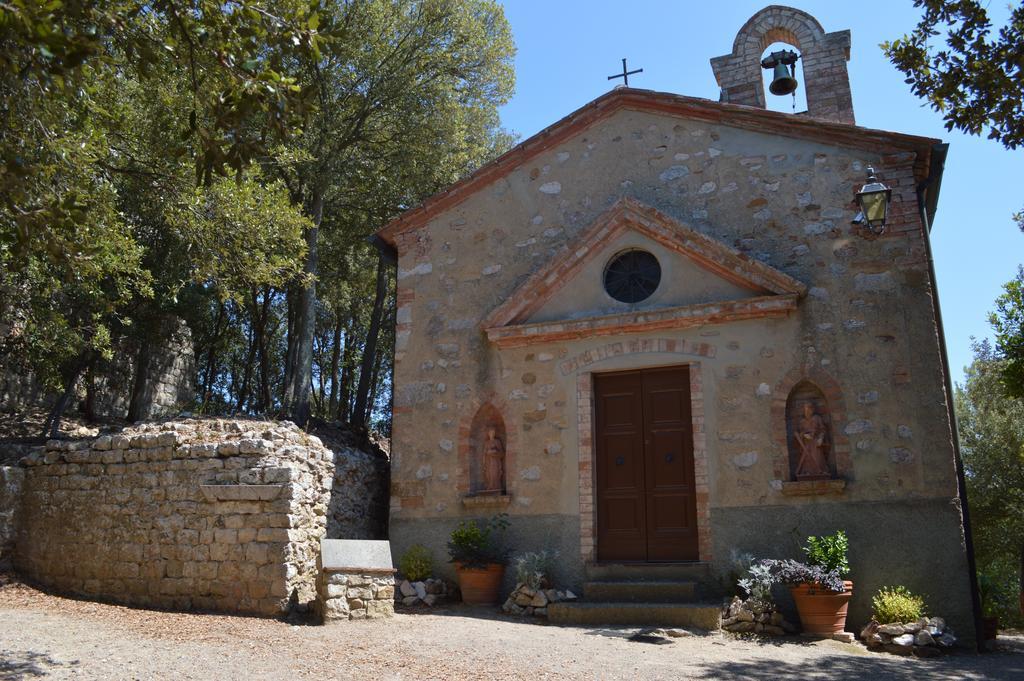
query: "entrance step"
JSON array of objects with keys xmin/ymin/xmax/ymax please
[
  {"xmin": 584, "ymin": 580, "xmax": 696, "ymax": 603},
  {"xmin": 585, "ymin": 562, "xmax": 712, "ymax": 583},
  {"xmin": 547, "ymin": 601, "xmax": 722, "ymax": 630}
]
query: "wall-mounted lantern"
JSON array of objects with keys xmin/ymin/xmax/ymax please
[{"xmin": 854, "ymin": 167, "xmax": 893, "ymax": 235}]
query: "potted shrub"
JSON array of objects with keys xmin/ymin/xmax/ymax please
[
  {"xmin": 447, "ymin": 513, "xmax": 509, "ymax": 605},
  {"xmin": 752, "ymin": 530, "xmax": 852, "ymax": 635},
  {"xmin": 977, "ymin": 572, "xmax": 1004, "ymax": 641}
]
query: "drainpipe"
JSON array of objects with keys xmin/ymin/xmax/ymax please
[{"xmin": 916, "ymin": 142, "xmax": 983, "ymax": 651}]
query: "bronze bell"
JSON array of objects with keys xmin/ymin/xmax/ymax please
[
  {"xmin": 761, "ymin": 49, "xmax": 800, "ymax": 97},
  {"xmin": 769, "ymin": 62, "xmax": 798, "ymax": 96}
]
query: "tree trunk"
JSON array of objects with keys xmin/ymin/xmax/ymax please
[
  {"xmin": 256, "ymin": 287, "xmax": 274, "ymax": 414},
  {"xmin": 201, "ymin": 299, "xmax": 225, "ymax": 410},
  {"xmin": 235, "ymin": 297, "xmax": 258, "ymax": 413},
  {"xmin": 285, "ymin": 190, "xmax": 322, "ymax": 427},
  {"xmin": 352, "ymin": 254, "xmax": 387, "ymax": 428},
  {"xmin": 41, "ymin": 355, "xmax": 89, "ymax": 439},
  {"xmin": 328, "ymin": 314, "xmax": 342, "ymax": 419},
  {"xmin": 280, "ymin": 284, "xmax": 296, "ymax": 405},
  {"xmin": 127, "ymin": 335, "xmax": 153, "ymax": 423}
]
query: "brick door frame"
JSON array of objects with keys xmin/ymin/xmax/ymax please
[{"xmin": 577, "ymin": 362, "xmax": 711, "ymax": 564}]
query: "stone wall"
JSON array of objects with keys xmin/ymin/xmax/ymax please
[
  {"xmin": 1, "ymin": 316, "xmax": 195, "ymax": 421},
  {"xmin": 0, "ymin": 465, "xmax": 24, "ymax": 569},
  {"xmin": 319, "ymin": 571, "xmax": 395, "ymax": 621},
  {"xmin": 326, "ymin": 442, "xmax": 389, "ymax": 540},
  {"xmin": 14, "ymin": 419, "xmax": 333, "ymax": 616}
]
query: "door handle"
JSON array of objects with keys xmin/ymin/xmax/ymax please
[
  {"xmin": 665, "ymin": 453, "xmax": 674, "ymax": 463},
  {"xmin": 615, "ymin": 456, "xmax": 625, "ymax": 466}
]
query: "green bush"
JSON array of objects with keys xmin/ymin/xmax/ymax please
[
  {"xmin": 399, "ymin": 544, "xmax": 434, "ymax": 582},
  {"xmin": 872, "ymin": 585, "xmax": 926, "ymax": 624},
  {"xmin": 514, "ymin": 551, "xmax": 558, "ymax": 589},
  {"xmin": 803, "ymin": 530, "xmax": 850, "ymax": 577},
  {"xmin": 447, "ymin": 513, "xmax": 510, "ymax": 568}
]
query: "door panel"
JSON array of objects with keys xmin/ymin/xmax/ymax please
[
  {"xmin": 594, "ymin": 372, "xmax": 646, "ymax": 561},
  {"xmin": 642, "ymin": 367, "xmax": 698, "ymax": 561},
  {"xmin": 594, "ymin": 366, "xmax": 699, "ymax": 562}
]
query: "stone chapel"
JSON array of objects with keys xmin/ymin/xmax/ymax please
[{"xmin": 374, "ymin": 6, "xmax": 975, "ymax": 637}]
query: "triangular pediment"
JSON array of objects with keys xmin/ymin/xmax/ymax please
[{"xmin": 482, "ymin": 198, "xmax": 806, "ymax": 347}]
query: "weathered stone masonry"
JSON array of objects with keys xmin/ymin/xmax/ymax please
[{"xmin": 14, "ymin": 420, "xmax": 333, "ymax": 616}]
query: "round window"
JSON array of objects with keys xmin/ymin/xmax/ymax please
[{"xmin": 603, "ymin": 250, "xmax": 661, "ymax": 304}]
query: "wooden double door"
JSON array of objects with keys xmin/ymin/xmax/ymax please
[{"xmin": 594, "ymin": 366, "xmax": 698, "ymax": 562}]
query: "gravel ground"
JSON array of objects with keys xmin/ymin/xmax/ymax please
[{"xmin": 1, "ymin": 578, "xmax": 1022, "ymax": 680}]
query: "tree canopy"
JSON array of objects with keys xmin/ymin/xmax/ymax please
[
  {"xmin": 884, "ymin": 0, "xmax": 1024, "ymax": 149},
  {"xmin": 0, "ymin": 0, "xmax": 516, "ymax": 437}
]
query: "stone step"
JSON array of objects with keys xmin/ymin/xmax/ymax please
[
  {"xmin": 584, "ymin": 562, "xmax": 712, "ymax": 583},
  {"xmin": 584, "ymin": 580, "xmax": 697, "ymax": 603},
  {"xmin": 547, "ymin": 601, "xmax": 722, "ymax": 630}
]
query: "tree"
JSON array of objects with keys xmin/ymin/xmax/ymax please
[
  {"xmin": 989, "ymin": 267, "xmax": 1024, "ymax": 399},
  {"xmin": 275, "ymin": 0, "xmax": 516, "ymax": 426},
  {"xmin": 883, "ymin": 0, "xmax": 1024, "ymax": 149},
  {"xmin": 956, "ymin": 340, "xmax": 1024, "ymax": 620}
]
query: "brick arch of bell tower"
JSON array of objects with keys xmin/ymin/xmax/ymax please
[{"xmin": 710, "ymin": 5, "xmax": 855, "ymax": 124}]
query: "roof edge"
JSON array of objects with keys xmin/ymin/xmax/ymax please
[{"xmin": 376, "ymin": 88, "xmax": 942, "ymax": 246}]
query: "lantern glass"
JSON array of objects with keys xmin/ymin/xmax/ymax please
[
  {"xmin": 858, "ymin": 187, "xmax": 889, "ymax": 225},
  {"xmin": 855, "ymin": 168, "xmax": 892, "ymax": 232}
]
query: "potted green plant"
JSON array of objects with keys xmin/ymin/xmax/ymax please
[
  {"xmin": 751, "ymin": 530, "xmax": 852, "ymax": 635},
  {"xmin": 447, "ymin": 513, "xmax": 509, "ymax": 605},
  {"xmin": 977, "ymin": 572, "xmax": 1004, "ymax": 641}
]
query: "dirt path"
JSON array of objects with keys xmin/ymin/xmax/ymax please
[{"xmin": 1, "ymin": 579, "xmax": 1022, "ymax": 680}]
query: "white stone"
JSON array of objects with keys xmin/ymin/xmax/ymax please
[
  {"xmin": 415, "ymin": 465, "xmax": 432, "ymax": 480},
  {"xmin": 732, "ymin": 451, "xmax": 758, "ymax": 470},
  {"xmin": 439, "ymin": 439, "xmax": 454, "ymax": 452},
  {"xmin": 756, "ymin": 383, "xmax": 771, "ymax": 397},
  {"xmin": 844, "ymin": 420, "xmax": 872, "ymax": 435},
  {"xmin": 854, "ymin": 271, "xmax": 896, "ymax": 292},
  {"xmin": 708, "ymin": 147, "xmax": 722, "ymax": 158},
  {"xmin": 808, "ymin": 287, "xmax": 829, "ymax": 301},
  {"xmin": 413, "ymin": 581, "xmax": 427, "ymax": 600},
  {"xmin": 699, "ymin": 182, "xmax": 716, "ymax": 194},
  {"xmin": 538, "ymin": 181, "xmax": 561, "ymax": 194},
  {"xmin": 397, "ymin": 262, "xmax": 432, "ymax": 279},
  {"xmin": 804, "ymin": 222, "xmax": 828, "ymax": 235},
  {"xmin": 482, "ymin": 264, "xmax": 502, "ymax": 276},
  {"xmin": 659, "ymin": 166, "xmax": 689, "ymax": 182},
  {"xmin": 521, "ymin": 466, "xmax": 541, "ymax": 481},
  {"xmin": 897, "ymin": 424, "xmax": 913, "ymax": 439}
]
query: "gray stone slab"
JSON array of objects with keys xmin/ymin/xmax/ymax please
[{"xmin": 321, "ymin": 539, "xmax": 395, "ymax": 573}]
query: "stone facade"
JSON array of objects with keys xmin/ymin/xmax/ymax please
[
  {"xmin": 376, "ymin": 8, "xmax": 974, "ymax": 643},
  {"xmin": 14, "ymin": 419, "xmax": 333, "ymax": 616},
  {"xmin": 327, "ymin": 443, "xmax": 389, "ymax": 540}
]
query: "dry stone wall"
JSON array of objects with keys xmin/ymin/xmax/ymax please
[
  {"xmin": 15, "ymin": 419, "xmax": 332, "ymax": 616},
  {"xmin": 0, "ymin": 465, "xmax": 24, "ymax": 569}
]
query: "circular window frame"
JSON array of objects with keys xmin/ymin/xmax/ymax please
[{"xmin": 602, "ymin": 249, "xmax": 662, "ymax": 304}]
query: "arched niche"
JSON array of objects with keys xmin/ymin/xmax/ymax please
[
  {"xmin": 468, "ymin": 403, "xmax": 507, "ymax": 495},
  {"xmin": 784, "ymin": 381, "xmax": 836, "ymax": 481}
]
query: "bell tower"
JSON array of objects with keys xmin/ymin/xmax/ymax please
[{"xmin": 710, "ymin": 6, "xmax": 855, "ymax": 125}]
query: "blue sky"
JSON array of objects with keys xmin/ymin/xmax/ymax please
[{"xmin": 495, "ymin": 1, "xmax": 1024, "ymax": 384}]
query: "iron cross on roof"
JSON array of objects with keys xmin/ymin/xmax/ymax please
[{"xmin": 607, "ymin": 58, "xmax": 643, "ymax": 87}]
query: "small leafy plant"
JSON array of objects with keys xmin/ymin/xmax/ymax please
[
  {"xmin": 399, "ymin": 544, "xmax": 434, "ymax": 582},
  {"xmin": 738, "ymin": 560, "xmax": 775, "ymax": 608},
  {"xmin": 978, "ymin": 572, "xmax": 1007, "ymax": 619},
  {"xmin": 514, "ymin": 550, "xmax": 559, "ymax": 589},
  {"xmin": 761, "ymin": 558, "xmax": 846, "ymax": 593},
  {"xmin": 803, "ymin": 530, "xmax": 850, "ymax": 577},
  {"xmin": 447, "ymin": 513, "xmax": 510, "ymax": 569},
  {"xmin": 872, "ymin": 585, "xmax": 926, "ymax": 624}
]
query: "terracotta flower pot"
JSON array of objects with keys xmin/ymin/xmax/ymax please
[
  {"xmin": 981, "ymin": 616, "xmax": 999, "ymax": 641},
  {"xmin": 790, "ymin": 580, "xmax": 853, "ymax": 635},
  {"xmin": 455, "ymin": 563, "xmax": 505, "ymax": 605}
]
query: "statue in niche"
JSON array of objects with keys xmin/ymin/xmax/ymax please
[
  {"xmin": 482, "ymin": 426, "xmax": 505, "ymax": 493},
  {"xmin": 794, "ymin": 401, "xmax": 830, "ymax": 480}
]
